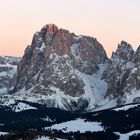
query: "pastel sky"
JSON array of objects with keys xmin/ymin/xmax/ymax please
[{"xmin": 0, "ymin": 0, "xmax": 140, "ymax": 57}]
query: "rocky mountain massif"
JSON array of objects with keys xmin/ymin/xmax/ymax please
[{"xmin": 0, "ymin": 24, "xmax": 140, "ymax": 112}]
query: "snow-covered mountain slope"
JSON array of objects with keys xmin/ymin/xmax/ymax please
[
  {"xmin": 5, "ymin": 63, "xmax": 109, "ymax": 112},
  {"xmin": 0, "ymin": 56, "xmax": 20, "ymax": 94},
  {"xmin": 12, "ymin": 102, "xmax": 37, "ymax": 112},
  {"xmin": 112, "ymin": 104, "xmax": 139, "ymax": 111}
]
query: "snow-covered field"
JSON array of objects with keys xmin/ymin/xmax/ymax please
[
  {"xmin": 0, "ymin": 132, "xmax": 9, "ymax": 135},
  {"xmin": 115, "ymin": 130, "xmax": 140, "ymax": 140},
  {"xmin": 45, "ymin": 118, "xmax": 104, "ymax": 133},
  {"xmin": 35, "ymin": 136, "xmax": 66, "ymax": 140}
]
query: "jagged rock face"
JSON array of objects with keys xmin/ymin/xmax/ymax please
[
  {"xmin": 105, "ymin": 43, "xmax": 140, "ymax": 102},
  {"xmin": 103, "ymin": 41, "xmax": 134, "ymax": 97},
  {"xmin": 135, "ymin": 46, "xmax": 140, "ymax": 62},
  {"xmin": 15, "ymin": 24, "xmax": 108, "ymax": 111},
  {"xmin": 71, "ymin": 36, "xmax": 107, "ymax": 74},
  {"xmin": 0, "ymin": 56, "xmax": 20, "ymax": 94},
  {"xmin": 103, "ymin": 41, "xmax": 140, "ymax": 105},
  {"xmin": 125, "ymin": 67, "xmax": 140, "ymax": 91},
  {"xmin": 112, "ymin": 41, "xmax": 134, "ymax": 62}
]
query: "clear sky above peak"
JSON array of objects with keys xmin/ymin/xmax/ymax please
[{"xmin": 0, "ymin": 0, "xmax": 140, "ymax": 57}]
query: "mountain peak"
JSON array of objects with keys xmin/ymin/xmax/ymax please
[
  {"xmin": 111, "ymin": 40, "xmax": 134, "ymax": 62},
  {"xmin": 45, "ymin": 24, "xmax": 58, "ymax": 33},
  {"xmin": 120, "ymin": 40, "xmax": 130, "ymax": 46},
  {"xmin": 14, "ymin": 23, "xmax": 108, "ymax": 111}
]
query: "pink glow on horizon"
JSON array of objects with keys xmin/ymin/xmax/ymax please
[{"xmin": 0, "ymin": 0, "xmax": 140, "ymax": 58}]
